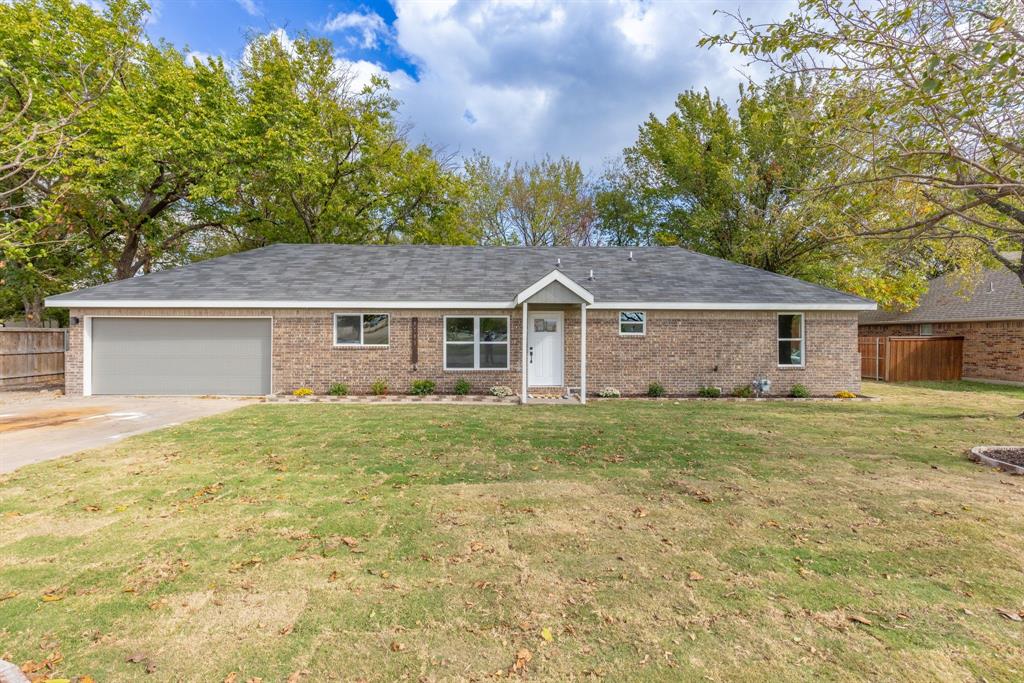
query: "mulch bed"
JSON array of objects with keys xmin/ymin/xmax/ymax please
[{"xmin": 970, "ymin": 446, "xmax": 1024, "ymax": 474}]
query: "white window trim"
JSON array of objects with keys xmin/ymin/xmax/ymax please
[
  {"xmin": 618, "ymin": 310, "xmax": 646, "ymax": 336},
  {"xmin": 333, "ymin": 312, "xmax": 390, "ymax": 348},
  {"xmin": 777, "ymin": 312, "xmax": 805, "ymax": 368},
  {"xmin": 443, "ymin": 315, "xmax": 511, "ymax": 371}
]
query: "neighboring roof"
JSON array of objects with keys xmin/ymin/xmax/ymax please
[
  {"xmin": 45, "ymin": 244, "xmax": 875, "ymax": 310},
  {"xmin": 860, "ymin": 265, "xmax": 1024, "ymax": 325}
]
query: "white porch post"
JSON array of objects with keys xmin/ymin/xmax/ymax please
[
  {"xmin": 580, "ymin": 303, "xmax": 587, "ymax": 404},
  {"xmin": 521, "ymin": 301, "xmax": 529, "ymax": 404}
]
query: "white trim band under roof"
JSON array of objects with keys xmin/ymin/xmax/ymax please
[{"xmin": 45, "ymin": 298, "xmax": 876, "ymax": 311}]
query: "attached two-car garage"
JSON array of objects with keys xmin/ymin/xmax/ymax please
[{"xmin": 89, "ymin": 318, "xmax": 271, "ymax": 395}]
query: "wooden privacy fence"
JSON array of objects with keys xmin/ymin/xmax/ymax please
[
  {"xmin": 0, "ymin": 328, "xmax": 67, "ymax": 389},
  {"xmin": 859, "ymin": 336, "xmax": 964, "ymax": 382}
]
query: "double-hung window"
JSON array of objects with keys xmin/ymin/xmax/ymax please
[
  {"xmin": 335, "ymin": 313, "xmax": 390, "ymax": 347},
  {"xmin": 445, "ymin": 316, "xmax": 509, "ymax": 370},
  {"xmin": 619, "ymin": 311, "xmax": 646, "ymax": 336},
  {"xmin": 777, "ymin": 313, "xmax": 804, "ymax": 367}
]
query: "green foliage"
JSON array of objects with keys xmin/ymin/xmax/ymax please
[
  {"xmin": 646, "ymin": 382, "xmax": 666, "ymax": 398},
  {"xmin": 598, "ymin": 77, "xmax": 936, "ymax": 308},
  {"xmin": 328, "ymin": 383, "xmax": 349, "ymax": 397},
  {"xmin": 371, "ymin": 378, "xmax": 388, "ymax": 396},
  {"xmin": 697, "ymin": 386, "xmax": 721, "ymax": 398},
  {"xmin": 732, "ymin": 384, "xmax": 755, "ymax": 398},
  {"xmin": 790, "ymin": 384, "xmax": 810, "ymax": 399},
  {"xmin": 230, "ymin": 32, "xmax": 470, "ymax": 248},
  {"xmin": 462, "ymin": 152, "xmax": 596, "ymax": 245},
  {"xmin": 410, "ymin": 379, "xmax": 436, "ymax": 396},
  {"xmin": 453, "ymin": 378, "xmax": 471, "ymax": 396},
  {"xmin": 703, "ymin": 0, "xmax": 1024, "ymax": 291}
]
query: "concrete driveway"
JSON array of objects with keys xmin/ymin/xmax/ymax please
[{"xmin": 0, "ymin": 391, "xmax": 255, "ymax": 473}]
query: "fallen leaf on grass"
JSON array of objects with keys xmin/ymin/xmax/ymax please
[
  {"xmin": 997, "ymin": 608, "xmax": 1023, "ymax": 622},
  {"xmin": 540, "ymin": 627, "xmax": 554, "ymax": 642},
  {"xmin": 632, "ymin": 508, "xmax": 648, "ymax": 518},
  {"xmin": 510, "ymin": 648, "xmax": 532, "ymax": 674},
  {"xmin": 389, "ymin": 641, "xmax": 405, "ymax": 652},
  {"xmin": 341, "ymin": 537, "xmax": 359, "ymax": 548},
  {"xmin": 279, "ymin": 624, "xmax": 293, "ymax": 636},
  {"xmin": 327, "ymin": 571, "xmax": 339, "ymax": 583},
  {"xmin": 286, "ymin": 673, "xmax": 303, "ymax": 683},
  {"xmin": 469, "ymin": 541, "xmax": 484, "ymax": 552},
  {"xmin": 848, "ymin": 615, "xmax": 873, "ymax": 626},
  {"xmin": 224, "ymin": 673, "xmax": 238, "ymax": 683},
  {"xmin": 687, "ymin": 571, "xmax": 704, "ymax": 581},
  {"xmin": 0, "ymin": 591, "xmax": 17, "ymax": 601},
  {"xmin": 41, "ymin": 593, "xmax": 64, "ymax": 602},
  {"xmin": 83, "ymin": 505, "xmax": 100, "ymax": 512}
]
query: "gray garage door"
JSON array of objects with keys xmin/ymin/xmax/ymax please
[{"xmin": 91, "ymin": 318, "xmax": 271, "ymax": 395}]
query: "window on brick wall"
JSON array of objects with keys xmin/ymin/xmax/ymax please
[
  {"xmin": 778, "ymin": 313, "xmax": 804, "ymax": 367},
  {"xmin": 444, "ymin": 316, "xmax": 509, "ymax": 370},
  {"xmin": 919, "ymin": 323, "xmax": 933, "ymax": 336},
  {"xmin": 619, "ymin": 311, "xmax": 646, "ymax": 335},
  {"xmin": 334, "ymin": 313, "xmax": 390, "ymax": 346}
]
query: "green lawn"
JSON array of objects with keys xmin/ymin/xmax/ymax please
[{"xmin": 2, "ymin": 382, "xmax": 1023, "ymax": 682}]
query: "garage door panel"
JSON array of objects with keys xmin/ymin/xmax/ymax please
[{"xmin": 92, "ymin": 318, "xmax": 271, "ymax": 395}]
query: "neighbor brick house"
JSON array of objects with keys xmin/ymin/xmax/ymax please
[
  {"xmin": 45, "ymin": 245, "xmax": 875, "ymax": 401},
  {"xmin": 859, "ymin": 264, "xmax": 1024, "ymax": 385}
]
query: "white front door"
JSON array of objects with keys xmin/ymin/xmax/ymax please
[{"xmin": 527, "ymin": 311, "xmax": 564, "ymax": 387}]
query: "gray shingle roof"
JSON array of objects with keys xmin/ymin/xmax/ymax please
[
  {"xmin": 46, "ymin": 244, "xmax": 874, "ymax": 308},
  {"xmin": 860, "ymin": 266, "xmax": 1024, "ymax": 325}
]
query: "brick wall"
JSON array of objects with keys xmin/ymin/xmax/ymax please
[
  {"xmin": 860, "ymin": 320, "xmax": 1024, "ymax": 384},
  {"xmin": 66, "ymin": 307, "xmax": 862, "ymax": 397},
  {"xmin": 585, "ymin": 309, "xmax": 860, "ymax": 396}
]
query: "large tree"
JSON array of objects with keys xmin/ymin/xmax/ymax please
[
  {"xmin": 226, "ymin": 32, "xmax": 469, "ymax": 248},
  {"xmin": 0, "ymin": 0, "xmax": 145, "ymax": 324},
  {"xmin": 703, "ymin": 0, "xmax": 1024, "ymax": 285},
  {"xmin": 461, "ymin": 153, "xmax": 597, "ymax": 246},
  {"xmin": 599, "ymin": 78, "xmax": 939, "ymax": 307}
]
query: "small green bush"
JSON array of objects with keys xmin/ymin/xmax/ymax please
[
  {"xmin": 410, "ymin": 379, "xmax": 436, "ymax": 396},
  {"xmin": 292, "ymin": 387, "xmax": 313, "ymax": 397},
  {"xmin": 371, "ymin": 378, "xmax": 388, "ymax": 396},
  {"xmin": 328, "ymin": 382, "xmax": 348, "ymax": 397},
  {"xmin": 732, "ymin": 384, "xmax": 754, "ymax": 398},
  {"xmin": 647, "ymin": 382, "xmax": 666, "ymax": 398},
  {"xmin": 790, "ymin": 384, "xmax": 810, "ymax": 398},
  {"xmin": 453, "ymin": 378, "xmax": 472, "ymax": 395},
  {"xmin": 697, "ymin": 386, "xmax": 721, "ymax": 398}
]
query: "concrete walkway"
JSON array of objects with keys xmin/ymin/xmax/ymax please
[{"xmin": 0, "ymin": 392, "xmax": 253, "ymax": 473}]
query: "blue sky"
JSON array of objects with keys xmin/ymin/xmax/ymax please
[{"xmin": 146, "ymin": 0, "xmax": 793, "ymax": 170}]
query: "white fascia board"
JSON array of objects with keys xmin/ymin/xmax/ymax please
[
  {"xmin": 588, "ymin": 301, "xmax": 877, "ymax": 311},
  {"xmin": 514, "ymin": 270, "xmax": 595, "ymax": 305},
  {"xmin": 44, "ymin": 299, "xmax": 516, "ymax": 309}
]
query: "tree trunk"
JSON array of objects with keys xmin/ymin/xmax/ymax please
[{"xmin": 22, "ymin": 296, "xmax": 45, "ymax": 327}]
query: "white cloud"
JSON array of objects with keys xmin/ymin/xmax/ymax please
[
  {"xmin": 378, "ymin": 0, "xmax": 793, "ymax": 168},
  {"xmin": 236, "ymin": 0, "xmax": 261, "ymax": 17},
  {"xmin": 324, "ymin": 9, "xmax": 389, "ymax": 49}
]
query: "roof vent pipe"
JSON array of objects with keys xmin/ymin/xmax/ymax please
[
  {"xmin": 989, "ymin": 281, "xmax": 996, "ymax": 293},
  {"xmin": 556, "ymin": 257, "xmax": 561, "ymax": 268},
  {"xmin": 588, "ymin": 269, "xmax": 595, "ymax": 280},
  {"xmin": 628, "ymin": 251, "xmax": 633, "ymax": 261}
]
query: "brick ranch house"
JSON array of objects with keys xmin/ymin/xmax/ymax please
[
  {"xmin": 859, "ymin": 263, "xmax": 1024, "ymax": 385},
  {"xmin": 45, "ymin": 245, "xmax": 876, "ymax": 402}
]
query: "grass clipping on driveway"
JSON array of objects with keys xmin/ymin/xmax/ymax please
[{"xmin": 2, "ymin": 382, "xmax": 1024, "ymax": 681}]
